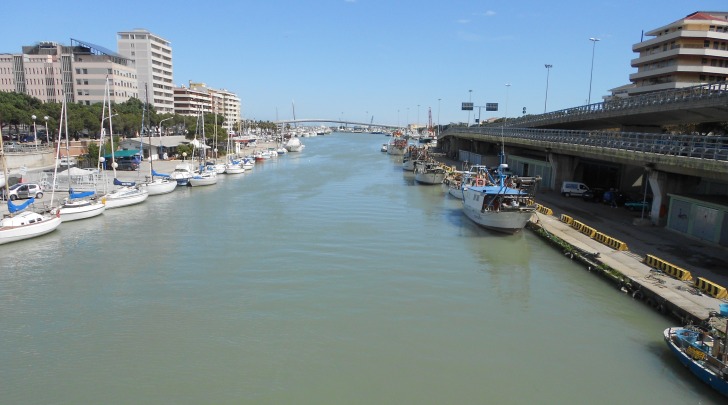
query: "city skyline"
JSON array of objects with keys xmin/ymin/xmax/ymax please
[{"xmin": 1, "ymin": 0, "xmax": 726, "ymax": 126}]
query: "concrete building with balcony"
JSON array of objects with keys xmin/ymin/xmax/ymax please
[
  {"xmin": 117, "ymin": 29, "xmax": 174, "ymax": 114},
  {"xmin": 174, "ymin": 85, "xmax": 213, "ymax": 116},
  {"xmin": 630, "ymin": 11, "xmax": 728, "ymax": 95},
  {"xmin": 174, "ymin": 81, "xmax": 240, "ymax": 132},
  {"xmin": 0, "ymin": 40, "xmax": 137, "ymax": 105}
]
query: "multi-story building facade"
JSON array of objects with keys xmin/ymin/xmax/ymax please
[
  {"xmin": 173, "ymin": 85, "xmax": 213, "ymax": 116},
  {"xmin": 117, "ymin": 29, "xmax": 174, "ymax": 114},
  {"xmin": 630, "ymin": 11, "xmax": 728, "ymax": 95},
  {"xmin": 174, "ymin": 81, "xmax": 241, "ymax": 133},
  {"xmin": 0, "ymin": 40, "xmax": 137, "ymax": 105}
]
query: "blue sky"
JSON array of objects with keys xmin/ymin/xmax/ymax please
[{"xmin": 2, "ymin": 1, "xmax": 725, "ymax": 126}]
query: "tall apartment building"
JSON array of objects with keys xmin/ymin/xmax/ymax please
[
  {"xmin": 630, "ymin": 11, "xmax": 728, "ymax": 95},
  {"xmin": 174, "ymin": 81, "xmax": 241, "ymax": 133},
  {"xmin": 117, "ymin": 29, "xmax": 174, "ymax": 114},
  {"xmin": 0, "ymin": 39, "xmax": 137, "ymax": 105}
]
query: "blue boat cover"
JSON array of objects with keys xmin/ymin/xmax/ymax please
[
  {"xmin": 113, "ymin": 178, "xmax": 136, "ymax": 187},
  {"xmin": 152, "ymin": 169, "xmax": 170, "ymax": 178},
  {"xmin": 8, "ymin": 197, "xmax": 35, "ymax": 213},
  {"xmin": 69, "ymin": 189, "xmax": 95, "ymax": 199}
]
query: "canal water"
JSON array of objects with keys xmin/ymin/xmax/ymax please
[{"xmin": 1, "ymin": 133, "xmax": 723, "ymax": 404}]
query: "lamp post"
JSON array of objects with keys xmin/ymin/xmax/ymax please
[
  {"xmin": 437, "ymin": 98, "xmax": 441, "ymax": 137},
  {"xmin": 43, "ymin": 116, "xmax": 49, "ymax": 144},
  {"xmin": 468, "ymin": 89, "xmax": 472, "ymax": 126},
  {"xmin": 159, "ymin": 117, "xmax": 173, "ymax": 137},
  {"xmin": 417, "ymin": 104, "xmax": 420, "ymax": 131},
  {"xmin": 31, "ymin": 114, "xmax": 37, "ymax": 150},
  {"xmin": 588, "ymin": 37, "xmax": 600, "ymax": 105},
  {"xmin": 544, "ymin": 64, "xmax": 553, "ymax": 113}
]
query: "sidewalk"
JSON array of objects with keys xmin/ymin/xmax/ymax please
[{"xmin": 534, "ymin": 189, "xmax": 728, "ymax": 289}]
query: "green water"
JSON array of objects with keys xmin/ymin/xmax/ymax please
[{"xmin": 0, "ymin": 133, "xmax": 722, "ymax": 404}]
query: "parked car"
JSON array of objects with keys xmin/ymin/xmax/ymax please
[
  {"xmin": 624, "ymin": 198, "xmax": 652, "ymax": 211},
  {"xmin": 4, "ymin": 141, "xmax": 22, "ymax": 151},
  {"xmin": 1, "ymin": 183, "xmax": 44, "ymax": 201},
  {"xmin": 561, "ymin": 181, "xmax": 590, "ymax": 197},
  {"xmin": 116, "ymin": 159, "xmax": 139, "ymax": 171}
]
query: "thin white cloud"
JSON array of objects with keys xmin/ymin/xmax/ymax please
[
  {"xmin": 457, "ymin": 19, "xmax": 470, "ymax": 24},
  {"xmin": 344, "ymin": 0, "xmax": 356, "ymax": 3},
  {"xmin": 481, "ymin": 10, "xmax": 496, "ymax": 17}
]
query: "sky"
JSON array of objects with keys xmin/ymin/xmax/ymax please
[{"xmin": 2, "ymin": 0, "xmax": 726, "ymax": 127}]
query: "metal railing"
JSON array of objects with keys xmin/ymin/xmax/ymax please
[
  {"xmin": 506, "ymin": 82, "xmax": 728, "ymax": 127},
  {"xmin": 445, "ymin": 127, "xmax": 728, "ymax": 161}
]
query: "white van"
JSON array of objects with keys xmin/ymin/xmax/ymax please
[{"xmin": 561, "ymin": 181, "xmax": 589, "ymax": 197}]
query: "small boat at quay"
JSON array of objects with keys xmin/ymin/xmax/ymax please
[
  {"xmin": 380, "ymin": 143, "xmax": 388, "ymax": 153},
  {"xmin": 0, "ymin": 200, "xmax": 62, "ymax": 245},
  {"xmin": 284, "ymin": 137, "xmax": 304, "ymax": 152},
  {"xmin": 386, "ymin": 137, "xmax": 407, "ymax": 156},
  {"xmin": 414, "ymin": 161, "xmax": 447, "ymax": 185},
  {"xmin": 169, "ymin": 163, "xmax": 194, "ymax": 186},
  {"xmin": 664, "ymin": 326, "xmax": 728, "ymax": 398},
  {"xmin": 444, "ymin": 165, "xmax": 491, "ymax": 199},
  {"xmin": 461, "ymin": 156, "xmax": 540, "ymax": 234}
]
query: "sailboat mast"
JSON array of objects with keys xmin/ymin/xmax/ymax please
[{"xmin": 144, "ymin": 84, "xmax": 155, "ymax": 178}]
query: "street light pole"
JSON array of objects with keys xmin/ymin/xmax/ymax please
[
  {"xmin": 44, "ymin": 116, "xmax": 50, "ymax": 144},
  {"xmin": 588, "ymin": 37, "xmax": 600, "ymax": 105},
  {"xmin": 544, "ymin": 64, "xmax": 553, "ymax": 113},
  {"xmin": 437, "ymin": 98, "xmax": 441, "ymax": 138},
  {"xmin": 31, "ymin": 114, "xmax": 37, "ymax": 150},
  {"xmin": 467, "ymin": 89, "xmax": 472, "ymax": 126}
]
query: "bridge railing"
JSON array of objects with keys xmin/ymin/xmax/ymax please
[
  {"xmin": 508, "ymin": 82, "xmax": 728, "ymax": 127},
  {"xmin": 445, "ymin": 127, "xmax": 728, "ymax": 161}
]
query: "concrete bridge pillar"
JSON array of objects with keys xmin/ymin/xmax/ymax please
[
  {"xmin": 548, "ymin": 152, "xmax": 579, "ymax": 191},
  {"xmin": 647, "ymin": 168, "xmax": 668, "ymax": 226}
]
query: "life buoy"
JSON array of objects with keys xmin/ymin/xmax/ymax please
[{"xmin": 475, "ymin": 178, "xmax": 485, "ymax": 186}]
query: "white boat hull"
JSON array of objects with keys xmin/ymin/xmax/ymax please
[
  {"xmin": 189, "ymin": 173, "xmax": 218, "ymax": 187},
  {"xmin": 0, "ymin": 212, "xmax": 62, "ymax": 244},
  {"xmin": 415, "ymin": 172, "xmax": 446, "ymax": 184},
  {"xmin": 224, "ymin": 164, "xmax": 245, "ymax": 174},
  {"xmin": 103, "ymin": 187, "xmax": 149, "ymax": 209},
  {"xmin": 58, "ymin": 200, "xmax": 106, "ymax": 222},
  {"xmin": 448, "ymin": 185, "xmax": 465, "ymax": 199},
  {"xmin": 144, "ymin": 179, "xmax": 177, "ymax": 195},
  {"xmin": 462, "ymin": 188, "xmax": 535, "ymax": 234}
]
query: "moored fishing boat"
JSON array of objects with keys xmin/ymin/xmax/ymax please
[
  {"xmin": 414, "ymin": 161, "xmax": 446, "ymax": 185},
  {"xmin": 461, "ymin": 157, "xmax": 540, "ymax": 234},
  {"xmin": 664, "ymin": 326, "xmax": 728, "ymax": 398},
  {"xmin": 387, "ymin": 136, "xmax": 407, "ymax": 156}
]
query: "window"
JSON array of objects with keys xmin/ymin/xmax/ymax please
[{"xmin": 704, "ymin": 40, "xmax": 710, "ymax": 48}]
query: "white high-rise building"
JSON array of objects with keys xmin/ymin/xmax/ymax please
[{"xmin": 117, "ymin": 29, "xmax": 174, "ymax": 113}]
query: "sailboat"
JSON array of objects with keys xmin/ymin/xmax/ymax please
[
  {"xmin": 50, "ymin": 96, "xmax": 106, "ymax": 222},
  {"xmin": 224, "ymin": 121, "xmax": 245, "ymax": 174},
  {"xmin": 284, "ymin": 101, "xmax": 304, "ymax": 152},
  {"xmin": 188, "ymin": 109, "xmax": 218, "ymax": 187},
  {"xmin": 98, "ymin": 77, "xmax": 149, "ymax": 208},
  {"xmin": 139, "ymin": 85, "xmax": 177, "ymax": 195},
  {"xmin": 0, "ymin": 126, "xmax": 61, "ymax": 244}
]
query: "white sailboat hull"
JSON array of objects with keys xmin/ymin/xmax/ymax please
[
  {"xmin": 58, "ymin": 201, "xmax": 106, "ymax": 222},
  {"xmin": 0, "ymin": 212, "xmax": 62, "ymax": 245},
  {"xmin": 103, "ymin": 187, "xmax": 149, "ymax": 209},
  {"xmin": 189, "ymin": 173, "xmax": 218, "ymax": 187},
  {"xmin": 224, "ymin": 165, "xmax": 245, "ymax": 174},
  {"xmin": 144, "ymin": 179, "xmax": 177, "ymax": 195}
]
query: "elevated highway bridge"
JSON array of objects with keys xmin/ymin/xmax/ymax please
[{"xmin": 439, "ymin": 83, "xmax": 728, "ymax": 236}]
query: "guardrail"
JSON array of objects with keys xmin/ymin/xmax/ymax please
[
  {"xmin": 444, "ymin": 126, "xmax": 728, "ymax": 161},
  {"xmin": 508, "ymin": 82, "xmax": 728, "ymax": 127}
]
